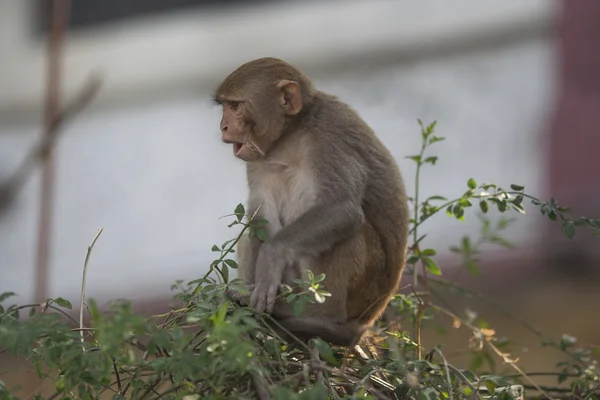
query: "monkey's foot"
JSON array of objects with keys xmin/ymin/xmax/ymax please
[{"xmin": 225, "ymin": 286, "xmax": 254, "ymax": 307}]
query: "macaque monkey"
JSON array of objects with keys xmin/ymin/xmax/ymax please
[{"xmin": 214, "ymin": 58, "xmax": 408, "ymax": 346}]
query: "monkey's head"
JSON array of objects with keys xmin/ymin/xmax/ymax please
[{"xmin": 214, "ymin": 58, "xmax": 315, "ymax": 161}]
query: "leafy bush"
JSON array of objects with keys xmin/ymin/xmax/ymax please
[{"xmin": 1, "ymin": 121, "xmax": 599, "ymax": 400}]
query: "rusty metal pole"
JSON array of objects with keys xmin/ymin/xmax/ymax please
[{"xmin": 34, "ymin": 0, "xmax": 70, "ymax": 304}]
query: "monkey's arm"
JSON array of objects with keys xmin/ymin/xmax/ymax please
[
  {"xmin": 272, "ymin": 199, "xmax": 365, "ymax": 257},
  {"xmin": 250, "ymin": 157, "xmax": 367, "ymax": 313}
]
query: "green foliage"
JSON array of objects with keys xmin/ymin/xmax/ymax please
[{"xmin": 1, "ymin": 121, "xmax": 600, "ymax": 400}]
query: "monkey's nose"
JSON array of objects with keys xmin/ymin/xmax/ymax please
[{"xmin": 220, "ymin": 124, "xmax": 228, "ymax": 133}]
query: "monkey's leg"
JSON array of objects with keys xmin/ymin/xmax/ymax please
[{"xmin": 270, "ymin": 315, "xmax": 366, "ymax": 347}]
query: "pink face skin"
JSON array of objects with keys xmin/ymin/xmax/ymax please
[{"xmin": 220, "ymin": 100, "xmax": 253, "ymax": 161}]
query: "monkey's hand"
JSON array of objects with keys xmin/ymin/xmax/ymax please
[
  {"xmin": 250, "ymin": 242, "xmax": 290, "ymax": 313},
  {"xmin": 226, "ymin": 284, "xmax": 254, "ymax": 307}
]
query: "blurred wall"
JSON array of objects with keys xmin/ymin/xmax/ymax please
[{"xmin": 0, "ymin": 0, "xmax": 558, "ymax": 304}]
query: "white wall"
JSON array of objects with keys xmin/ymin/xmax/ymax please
[{"xmin": 0, "ymin": 0, "xmax": 557, "ymax": 304}]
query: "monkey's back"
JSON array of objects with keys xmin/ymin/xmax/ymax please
[{"xmin": 304, "ymin": 92, "xmax": 409, "ymax": 324}]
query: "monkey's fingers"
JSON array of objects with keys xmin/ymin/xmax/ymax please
[
  {"xmin": 265, "ymin": 283, "xmax": 279, "ymax": 314},
  {"xmin": 251, "ymin": 290, "xmax": 270, "ymax": 314}
]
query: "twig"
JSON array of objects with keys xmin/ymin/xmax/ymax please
[
  {"xmin": 414, "ymin": 244, "xmax": 432, "ymax": 306},
  {"xmin": 428, "ymin": 277, "xmax": 589, "ymax": 365},
  {"xmin": 433, "ymin": 347, "xmax": 455, "ymax": 400},
  {"xmin": 288, "ymin": 361, "xmax": 393, "ymax": 400},
  {"xmin": 112, "ymin": 360, "xmax": 122, "ymax": 393},
  {"xmin": 145, "ymin": 384, "xmax": 183, "ymax": 400},
  {"xmin": 191, "ymin": 205, "xmax": 261, "ymax": 295},
  {"xmin": 80, "ymin": 228, "xmax": 103, "ymax": 344},
  {"xmin": 409, "ymin": 285, "xmax": 423, "ymax": 360},
  {"xmin": 251, "ymin": 372, "xmax": 271, "ymax": 400},
  {"xmin": 433, "ymin": 304, "xmax": 558, "ymax": 400},
  {"xmin": 520, "ymin": 384, "xmax": 587, "ymax": 396},
  {"xmin": 434, "ymin": 348, "xmax": 481, "ymax": 400}
]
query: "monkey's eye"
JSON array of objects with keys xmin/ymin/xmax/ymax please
[{"xmin": 229, "ymin": 101, "xmax": 240, "ymax": 110}]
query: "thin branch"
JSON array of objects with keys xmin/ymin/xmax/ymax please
[
  {"xmin": 433, "ymin": 304, "xmax": 558, "ymax": 400},
  {"xmin": 80, "ymin": 228, "xmax": 103, "ymax": 344}
]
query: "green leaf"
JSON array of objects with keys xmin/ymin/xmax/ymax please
[
  {"xmin": 512, "ymin": 194, "xmax": 524, "ymax": 207},
  {"xmin": 452, "ymin": 204, "xmax": 465, "ymax": 220},
  {"xmin": 511, "ymin": 202, "xmax": 526, "ymax": 215},
  {"xmin": 560, "ymin": 334, "xmax": 577, "ymax": 349},
  {"xmin": 256, "ymin": 228, "xmax": 268, "ymax": 242},
  {"xmin": 446, "ymin": 205, "xmax": 453, "ymax": 217},
  {"xmin": 314, "ymin": 291, "xmax": 326, "ymax": 303},
  {"xmin": 461, "ymin": 236, "xmax": 471, "ymax": 252},
  {"xmin": 484, "ymin": 380, "xmax": 497, "ymax": 393},
  {"xmin": 234, "ymin": 203, "xmax": 245, "ymax": 222},
  {"xmin": 292, "ymin": 298, "xmax": 306, "ymax": 316},
  {"xmin": 467, "ymin": 178, "xmax": 477, "ymax": 189},
  {"xmin": 424, "ymin": 156, "xmax": 438, "ymax": 165},
  {"xmin": 252, "ymin": 218, "xmax": 269, "ymax": 228},
  {"xmin": 35, "ymin": 361, "xmax": 43, "ymax": 379},
  {"xmin": 313, "ymin": 339, "xmax": 339, "ymax": 365},
  {"xmin": 221, "ymin": 265, "xmax": 229, "ymax": 281},
  {"xmin": 558, "ymin": 369, "xmax": 569, "ymax": 384},
  {"xmin": 470, "ymin": 354, "xmax": 484, "ymax": 371},
  {"xmin": 224, "ymin": 259, "xmax": 238, "ymax": 269},
  {"xmin": 489, "ymin": 236, "xmax": 515, "ymax": 249},
  {"xmin": 0, "ymin": 292, "xmax": 16, "ymax": 303},
  {"xmin": 510, "ymin": 184, "xmax": 524, "ymax": 191},
  {"xmin": 211, "ymin": 244, "xmax": 220, "ymax": 252},
  {"xmin": 466, "ymin": 261, "xmax": 480, "ymax": 276},
  {"xmin": 459, "ymin": 198, "xmax": 472, "ymax": 207},
  {"xmin": 429, "ymin": 136, "xmax": 445, "ymax": 145},
  {"xmin": 425, "ymin": 120, "xmax": 437, "ymax": 135},
  {"xmin": 479, "ymin": 200, "xmax": 489, "ymax": 213},
  {"xmin": 407, "ymin": 255, "xmax": 420, "ymax": 264},
  {"xmin": 422, "ymin": 257, "xmax": 441, "ymax": 275},
  {"xmin": 497, "ymin": 200, "xmax": 507, "ymax": 212},
  {"xmin": 53, "ymin": 297, "xmax": 72, "ymax": 309},
  {"xmin": 395, "ymin": 383, "xmax": 410, "ymax": 399},
  {"xmin": 562, "ymin": 221, "xmax": 575, "ymax": 239},
  {"xmin": 286, "ymin": 293, "xmax": 297, "ymax": 303},
  {"xmin": 420, "ymin": 248, "xmax": 437, "ymax": 256},
  {"xmin": 406, "ymin": 155, "xmax": 422, "ymax": 163},
  {"xmin": 297, "ymin": 383, "xmax": 329, "ymax": 400}
]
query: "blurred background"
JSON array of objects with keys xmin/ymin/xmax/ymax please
[{"xmin": 1, "ymin": 0, "xmax": 599, "ymax": 392}]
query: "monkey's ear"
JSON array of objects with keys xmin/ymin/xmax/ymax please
[{"xmin": 277, "ymin": 80, "xmax": 302, "ymax": 115}]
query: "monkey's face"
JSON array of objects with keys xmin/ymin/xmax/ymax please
[
  {"xmin": 215, "ymin": 60, "xmax": 306, "ymax": 161},
  {"xmin": 219, "ymin": 100, "xmax": 265, "ymax": 162}
]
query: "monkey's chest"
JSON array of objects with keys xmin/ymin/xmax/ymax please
[{"xmin": 250, "ymin": 168, "xmax": 317, "ymax": 233}]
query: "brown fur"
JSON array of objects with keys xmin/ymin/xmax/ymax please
[{"xmin": 215, "ymin": 58, "xmax": 409, "ymax": 346}]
